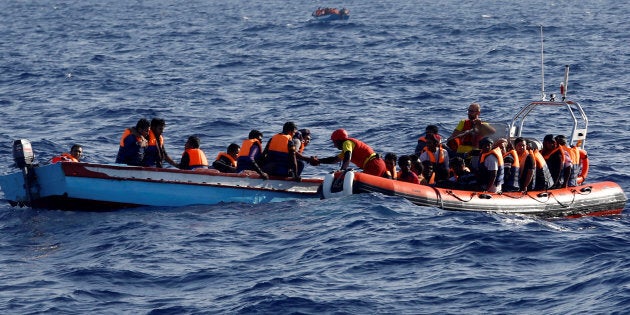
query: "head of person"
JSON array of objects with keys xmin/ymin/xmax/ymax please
[
  {"xmin": 494, "ymin": 138, "xmax": 508, "ymax": 153},
  {"xmin": 330, "ymin": 128, "xmax": 348, "ymax": 149},
  {"xmin": 296, "ymin": 129, "xmax": 311, "ymax": 147},
  {"xmin": 282, "ymin": 121, "xmax": 298, "ymax": 135},
  {"xmin": 136, "ymin": 118, "xmax": 151, "ymax": 137},
  {"xmin": 70, "ymin": 144, "xmax": 83, "ymax": 161},
  {"xmin": 543, "ymin": 134, "xmax": 556, "ymax": 150},
  {"xmin": 554, "ymin": 135, "xmax": 567, "ymax": 146},
  {"xmin": 185, "ymin": 136, "xmax": 201, "ymax": 149},
  {"xmin": 425, "ymin": 125, "xmax": 439, "ymax": 136},
  {"xmin": 514, "ymin": 137, "xmax": 527, "ymax": 154},
  {"xmin": 397, "ymin": 155, "xmax": 412, "ymax": 172},
  {"xmin": 426, "ymin": 133, "xmax": 441, "ymax": 149},
  {"xmin": 409, "ymin": 154, "xmax": 424, "ymax": 176},
  {"xmin": 450, "ymin": 156, "xmax": 467, "ymax": 175},
  {"xmin": 227, "ymin": 143, "xmax": 240, "ymax": 158},
  {"xmin": 467, "ymin": 103, "xmax": 481, "ymax": 120},
  {"xmin": 479, "ymin": 136, "xmax": 493, "ymax": 152},
  {"xmin": 384, "ymin": 152, "xmax": 397, "ymax": 168},
  {"xmin": 150, "ymin": 118, "xmax": 166, "ymax": 136},
  {"xmin": 248, "ymin": 129, "xmax": 263, "ymax": 142}
]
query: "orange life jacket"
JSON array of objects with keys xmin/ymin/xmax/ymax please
[
  {"xmin": 479, "ymin": 147, "xmax": 505, "ymax": 190},
  {"xmin": 184, "ymin": 148, "xmax": 208, "ymax": 168},
  {"xmin": 119, "ymin": 128, "xmax": 143, "ymax": 147},
  {"xmin": 215, "ymin": 152, "xmax": 237, "ymax": 167},
  {"xmin": 502, "ymin": 149, "xmax": 520, "ymax": 190},
  {"xmin": 238, "ymin": 139, "xmax": 263, "ymax": 158},
  {"xmin": 530, "ymin": 149, "xmax": 554, "ymax": 190},
  {"xmin": 268, "ymin": 134, "xmax": 292, "ymax": 154}
]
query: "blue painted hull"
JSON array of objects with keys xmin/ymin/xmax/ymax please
[{"xmin": 0, "ymin": 162, "xmax": 323, "ymax": 210}]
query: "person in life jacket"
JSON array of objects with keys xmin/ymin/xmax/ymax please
[
  {"xmin": 51, "ymin": 144, "xmax": 83, "ymax": 163},
  {"xmin": 554, "ymin": 135, "xmax": 577, "ymax": 187},
  {"xmin": 494, "ymin": 138, "xmax": 520, "ymax": 192},
  {"xmin": 262, "ymin": 121, "xmax": 302, "ymax": 180},
  {"xmin": 541, "ymin": 134, "xmax": 565, "ymax": 189},
  {"xmin": 318, "ymin": 128, "xmax": 387, "ymax": 177},
  {"xmin": 115, "ymin": 118, "xmax": 150, "ymax": 166},
  {"xmin": 419, "ymin": 133, "xmax": 450, "ymax": 185},
  {"xmin": 142, "ymin": 118, "xmax": 178, "ymax": 168},
  {"xmin": 477, "ymin": 137, "xmax": 504, "ymax": 193},
  {"xmin": 513, "ymin": 137, "xmax": 535, "ymax": 192},
  {"xmin": 397, "ymin": 155, "xmax": 420, "ymax": 184},
  {"xmin": 436, "ymin": 156, "xmax": 477, "ymax": 190},
  {"xmin": 383, "ymin": 152, "xmax": 398, "ymax": 179},
  {"xmin": 236, "ymin": 129, "xmax": 269, "ymax": 180},
  {"xmin": 292, "ymin": 128, "xmax": 319, "ymax": 168},
  {"xmin": 528, "ymin": 140, "xmax": 554, "ymax": 191},
  {"xmin": 414, "ymin": 125, "xmax": 439, "ymax": 156},
  {"xmin": 212, "ymin": 143, "xmax": 240, "ymax": 173},
  {"xmin": 449, "ymin": 103, "xmax": 496, "ymax": 156},
  {"xmin": 178, "ymin": 135, "xmax": 208, "ymax": 170}
]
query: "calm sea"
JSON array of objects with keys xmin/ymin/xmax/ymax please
[{"xmin": 1, "ymin": 0, "xmax": 629, "ymax": 313}]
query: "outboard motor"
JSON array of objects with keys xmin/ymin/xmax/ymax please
[
  {"xmin": 12, "ymin": 139, "xmax": 37, "ymax": 206},
  {"xmin": 13, "ymin": 139, "xmax": 35, "ymax": 168}
]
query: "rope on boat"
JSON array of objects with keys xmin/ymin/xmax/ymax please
[
  {"xmin": 445, "ymin": 190, "xmax": 476, "ymax": 202},
  {"xmin": 525, "ymin": 191, "xmax": 552, "ymax": 204},
  {"xmin": 432, "ymin": 186, "xmax": 445, "ymax": 208},
  {"xmin": 548, "ymin": 189, "xmax": 578, "ymax": 208},
  {"xmin": 500, "ymin": 191, "xmax": 527, "ymax": 199}
]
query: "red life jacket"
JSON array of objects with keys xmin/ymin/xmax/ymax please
[
  {"xmin": 345, "ymin": 138, "xmax": 375, "ymax": 168},
  {"xmin": 51, "ymin": 153, "xmax": 78, "ymax": 163}
]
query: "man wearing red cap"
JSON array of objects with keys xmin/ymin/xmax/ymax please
[{"xmin": 318, "ymin": 129, "xmax": 387, "ymax": 177}]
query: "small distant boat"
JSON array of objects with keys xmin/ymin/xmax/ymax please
[
  {"xmin": 312, "ymin": 7, "xmax": 349, "ymax": 21},
  {"xmin": 0, "ymin": 144, "xmax": 323, "ymax": 211}
]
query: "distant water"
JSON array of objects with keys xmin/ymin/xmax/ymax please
[{"xmin": 1, "ymin": 0, "xmax": 629, "ymax": 313}]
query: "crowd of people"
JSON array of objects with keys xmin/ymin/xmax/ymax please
[{"xmin": 50, "ymin": 102, "xmax": 587, "ymax": 192}]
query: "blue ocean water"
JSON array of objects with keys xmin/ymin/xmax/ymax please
[{"xmin": 1, "ymin": 0, "xmax": 629, "ymax": 313}]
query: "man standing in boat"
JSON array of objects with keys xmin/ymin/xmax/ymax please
[
  {"xmin": 115, "ymin": 118, "xmax": 150, "ymax": 166},
  {"xmin": 449, "ymin": 103, "xmax": 496, "ymax": 156},
  {"xmin": 318, "ymin": 128, "xmax": 387, "ymax": 177}
]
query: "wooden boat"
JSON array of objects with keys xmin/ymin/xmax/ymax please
[
  {"xmin": 321, "ymin": 63, "xmax": 627, "ymax": 218},
  {"xmin": 0, "ymin": 141, "xmax": 322, "ymax": 210},
  {"xmin": 311, "ymin": 7, "xmax": 349, "ymax": 21}
]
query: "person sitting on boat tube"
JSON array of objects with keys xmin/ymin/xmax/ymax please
[
  {"xmin": 477, "ymin": 137, "xmax": 504, "ymax": 193},
  {"xmin": 51, "ymin": 144, "xmax": 83, "ymax": 163},
  {"xmin": 397, "ymin": 155, "xmax": 420, "ymax": 184},
  {"xmin": 527, "ymin": 140, "xmax": 554, "ymax": 191},
  {"xmin": 262, "ymin": 121, "xmax": 302, "ymax": 181},
  {"xmin": 541, "ymin": 134, "xmax": 565, "ymax": 189},
  {"xmin": 115, "ymin": 118, "xmax": 150, "ymax": 166},
  {"xmin": 212, "ymin": 143, "xmax": 240, "ymax": 173},
  {"xmin": 415, "ymin": 124, "xmax": 441, "ymax": 156},
  {"xmin": 236, "ymin": 129, "xmax": 269, "ymax": 180},
  {"xmin": 449, "ymin": 103, "xmax": 496, "ymax": 156},
  {"xmin": 142, "ymin": 118, "xmax": 179, "ymax": 168},
  {"xmin": 178, "ymin": 136, "xmax": 208, "ymax": 170},
  {"xmin": 419, "ymin": 133, "xmax": 450, "ymax": 185},
  {"xmin": 494, "ymin": 138, "xmax": 520, "ymax": 192},
  {"xmin": 514, "ymin": 137, "xmax": 535, "ymax": 191},
  {"xmin": 293, "ymin": 128, "xmax": 319, "ymax": 168},
  {"xmin": 318, "ymin": 128, "xmax": 387, "ymax": 177}
]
